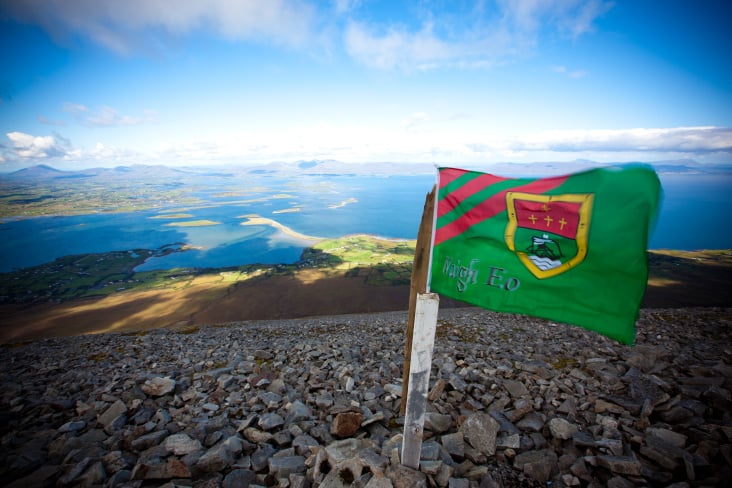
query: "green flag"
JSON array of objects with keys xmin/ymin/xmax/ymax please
[{"xmin": 429, "ymin": 165, "xmax": 661, "ymax": 344}]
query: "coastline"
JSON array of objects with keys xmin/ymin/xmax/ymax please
[
  {"xmin": 240, "ymin": 215, "xmax": 325, "ymax": 242},
  {"xmin": 0, "ymin": 248, "xmax": 729, "ymax": 344}
]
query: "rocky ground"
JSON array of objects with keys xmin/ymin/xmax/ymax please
[{"xmin": 1, "ymin": 307, "xmax": 730, "ymax": 487}]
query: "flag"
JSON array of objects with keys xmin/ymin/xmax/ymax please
[{"xmin": 429, "ymin": 165, "xmax": 661, "ymax": 344}]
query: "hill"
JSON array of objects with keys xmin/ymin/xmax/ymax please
[{"xmin": 0, "ymin": 241, "xmax": 729, "ymax": 343}]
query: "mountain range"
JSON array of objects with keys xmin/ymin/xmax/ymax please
[{"xmin": 2, "ymin": 159, "xmax": 730, "ymax": 182}]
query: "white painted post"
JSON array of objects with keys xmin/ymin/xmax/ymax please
[{"xmin": 401, "ymin": 292, "xmax": 440, "ymax": 469}]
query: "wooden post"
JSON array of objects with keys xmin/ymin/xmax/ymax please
[
  {"xmin": 401, "ymin": 292, "xmax": 440, "ymax": 469},
  {"xmin": 401, "ymin": 186, "xmax": 435, "ymax": 414}
]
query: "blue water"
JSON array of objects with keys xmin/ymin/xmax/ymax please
[
  {"xmin": 650, "ymin": 173, "xmax": 732, "ymax": 250},
  {"xmin": 0, "ymin": 175, "xmax": 433, "ymax": 272},
  {"xmin": 0, "ymin": 173, "xmax": 729, "ymax": 273}
]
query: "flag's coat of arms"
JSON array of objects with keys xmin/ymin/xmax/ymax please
[{"xmin": 505, "ymin": 192, "xmax": 594, "ymax": 279}]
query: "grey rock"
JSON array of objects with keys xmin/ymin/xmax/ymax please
[
  {"xmin": 223, "ymin": 468, "xmax": 256, "ymax": 488},
  {"xmin": 242, "ymin": 427, "xmax": 273, "ymax": 444},
  {"xmin": 441, "ymin": 431, "xmax": 465, "ymax": 459},
  {"xmin": 258, "ymin": 412, "xmax": 285, "ymax": 431},
  {"xmin": 286, "ymin": 400, "xmax": 312, "ymax": 422},
  {"xmin": 419, "ymin": 440, "xmax": 441, "ymax": 461},
  {"xmin": 268, "ymin": 455, "xmax": 306, "ymax": 478},
  {"xmin": 460, "ymin": 413, "xmax": 500, "ymax": 456},
  {"xmin": 102, "ymin": 450, "xmax": 131, "ymax": 474},
  {"xmin": 364, "ymin": 474, "xmax": 394, "ymax": 488},
  {"xmin": 292, "ymin": 434, "xmax": 320, "ymax": 456},
  {"xmin": 448, "ymin": 478, "xmax": 470, "ymax": 488},
  {"xmin": 196, "ymin": 443, "xmax": 235, "ymax": 473},
  {"xmin": 59, "ymin": 420, "xmax": 86, "ymax": 433},
  {"xmin": 131, "ymin": 430, "xmax": 169, "ymax": 451},
  {"xmin": 548, "ymin": 417, "xmax": 578, "ymax": 440},
  {"xmin": 383, "ymin": 384, "xmax": 403, "ymax": 397},
  {"xmin": 424, "ymin": 412, "xmax": 452, "ymax": 433},
  {"xmin": 502, "ymin": 380, "xmax": 529, "ymax": 398},
  {"xmin": 646, "ymin": 427, "xmax": 687, "ymax": 448},
  {"xmin": 105, "ymin": 469, "xmax": 132, "ymax": 487},
  {"xmin": 514, "ymin": 449, "xmax": 558, "ymax": 484},
  {"xmin": 326, "ymin": 438, "xmax": 373, "ymax": 467},
  {"xmin": 516, "ymin": 412, "xmax": 545, "ymax": 432},
  {"xmin": 141, "ymin": 377, "xmax": 176, "ymax": 397},
  {"xmin": 98, "ymin": 400, "xmax": 127, "ymax": 434},
  {"xmin": 132, "ymin": 459, "xmax": 191, "ymax": 480},
  {"xmin": 594, "ymin": 455, "xmax": 643, "ymax": 476},
  {"xmin": 496, "ymin": 433, "xmax": 520, "ymax": 449},
  {"xmin": 358, "ymin": 448, "xmax": 389, "ymax": 473},
  {"xmin": 435, "ymin": 463, "xmax": 455, "ymax": 487},
  {"xmin": 387, "ymin": 464, "xmax": 427, "ymax": 488},
  {"xmin": 251, "ymin": 444, "xmax": 276, "ymax": 472},
  {"xmin": 258, "ymin": 391, "xmax": 282, "ymax": 408},
  {"xmin": 1, "ymin": 308, "xmax": 729, "ymax": 488},
  {"xmin": 76, "ymin": 460, "xmax": 106, "ymax": 486},
  {"xmin": 164, "ymin": 433, "xmax": 202, "ymax": 455}
]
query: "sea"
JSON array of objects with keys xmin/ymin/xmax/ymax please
[{"xmin": 1, "ymin": 173, "xmax": 730, "ymax": 273}]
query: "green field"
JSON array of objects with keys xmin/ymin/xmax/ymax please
[
  {"xmin": 0, "ymin": 235, "xmax": 417, "ymax": 304},
  {"xmin": 2, "ymin": 235, "xmax": 728, "ymax": 308}
]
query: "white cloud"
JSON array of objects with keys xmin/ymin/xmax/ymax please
[
  {"xmin": 1, "ymin": 0, "xmax": 612, "ymax": 69},
  {"xmin": 552, "ymin": 65, "xmax": 588, "ymax": 78},
  {"xmin": 507, "ymin": 127, "xmax": 732, "ymax": 153},
  {"xmin": 62, "ymin": 102, "xmax": 89, "ymax": 115},
  {"xmin": 498, "ymin": 0, "xmax": 612, "ymax": 41},
  {"xmin": 5, "ymin": 131, "xmax": 70, "ymax": 159},
  {"xmin": 1, "ymin": 0, "xmax": 318, "ymax": 55},
  {"xmin": 401, "ymin": 112, "xmax": 430, "ymax": 130},
  {"xmin": 38, "ymin": 115, "xmax": 67, "ymax": 126},
  {"xmin": 62, "ymin": 103, "xmax": 157, "ymax": 128},
  {"xmin": 345, "ymin": 0, "xmax": 613, "ymax": 70},
  {"xmin": 5, "ymin": 126, "xmax": 730, "ymax": 168},
  {"xmin": 1, "ymin": 131, "xmax": 143, "ymax": 165},
  {"xmin": 333, "ymin": 0, "xmax": 361, "ymax": 15},
  {"xmin": 563, "ymin": 0, "xmax": 614, "ymax": 39},
  {"xmin": 345, "ymin": 21, "xmax": 459, "ymax": 70}
]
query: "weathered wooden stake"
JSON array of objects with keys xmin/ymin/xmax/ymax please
[
  {"xmin": 401, "ymin": 186, "xmax": 435, "ymax": 414},
  {"xmin": 401, "ymin": 292, "xmax": 440, "ymax": 469}
]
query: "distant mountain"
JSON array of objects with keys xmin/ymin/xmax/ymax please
[
  {"xmin": 3, "ymin": 164, "xmax": 200, "ymax": 182},
  {"xmin": 9, "ymin": 164, "xmax": 70, "ymax": 179},
  {"xmin": 2, "ymin": 159, "xmax": 729, "ymax": 183},
  {"xmin": 465, "ymin": 159, "xmax": 732, "ymax": 177},
  {"xmin": 77, "ymin": 164, "xmax": 195, "ymax": 179},
  {"xmin": 244, "ymin": 159, "xmax": 435, "ymax": 176}
]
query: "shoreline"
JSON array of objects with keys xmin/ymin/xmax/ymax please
[
  {"xmin": 1, "ymin": 249, "xmax": 729, "ymax": 344},
  {"xmin": 240, "ymin": 216, "xmax": 325, "ymax": 242}
]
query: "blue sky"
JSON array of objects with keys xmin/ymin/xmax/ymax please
[{"xmin": 1, "ymin": 0, "xmax": 731, "ymax": 170}]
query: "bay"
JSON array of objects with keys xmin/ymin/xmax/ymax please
[{"xmin": 0, "ymin": 172, "xmax": 729, "ymax": 273}]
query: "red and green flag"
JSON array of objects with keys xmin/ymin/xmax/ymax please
[{"xmin": 429, "ymin": 165, "xmax": 661, "ymax": 344}]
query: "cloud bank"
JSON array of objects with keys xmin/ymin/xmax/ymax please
[
  {"xmin": 1, "ymin": 0, "xmax": 610, "ymax": 68},
  {"xmin": 507, "ymin": 127, "xmax": 732, "ymax": 154},
  {"xmin": 0, "ymin": 0, "xmax": 317, "ymax": 55},
  {"xmin": 4, "ymin": 126, "xmax": 730, "ymax": 168},
  {"xmin": 344, "ymin": 0, "xmax": 613, "ymax": 70}
]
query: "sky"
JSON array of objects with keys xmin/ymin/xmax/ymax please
[{"xmin": 1, "ymin": 0, "xmax": 731, "ymax": 171}]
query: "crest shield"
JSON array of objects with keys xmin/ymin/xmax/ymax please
[{"xmin": 505, "ymin": 192, "xmax": 594, "ymax": 279}]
